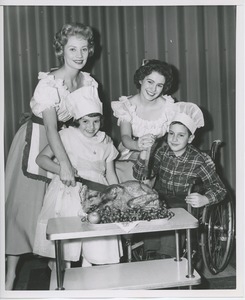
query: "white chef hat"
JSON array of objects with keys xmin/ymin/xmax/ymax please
[
  {"xmin": 66, "ymin": 86, "xmax": 103, "ymax": 120},
  {"xmin": 170, "ymin": 102, "xmax": 204, "ymax": 134}
]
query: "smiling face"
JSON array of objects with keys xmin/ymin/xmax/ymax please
[
  {"xmin": 139, "ymin": 71, "xmax": 166, "ymax": 101},
  {"xmin": 63, "ymin": 35, "xmax": 89, "ymax": 70},
  {"xmin": 78, "ymin": 114, "xmax": 101, "ymax": 138},
  {"xmin": 167, "ymin": 123, "xmax": 194, "ymax": 156}
]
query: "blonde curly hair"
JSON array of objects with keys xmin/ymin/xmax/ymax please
[{"xmin": 53, "ymin": 22, "xmax": 94, "ymax": 65}]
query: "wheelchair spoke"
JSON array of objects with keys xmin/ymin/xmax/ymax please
[
  {"xmin": 204, "ymin": 196, "xmax": 235, "ymax": 274},
  {"xmin": 208, "ymin": 207, "xmax": 227, "ymax": 267}
]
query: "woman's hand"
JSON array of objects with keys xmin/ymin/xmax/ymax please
[
  {"xmin": 185, "ymin": 193, "xmax": 209, "ymax": 208},
  {"xmin": 138, "ymin": 134, "xmax": 156, "ymax": 151},
  {"xmin": 59, "ymin": 161, "xmax": 77, "ymax": 187}
]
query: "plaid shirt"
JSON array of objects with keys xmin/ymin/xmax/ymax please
[{"xmin": 133, "ymin": 144, "xmax": 227, "ymax": 205}]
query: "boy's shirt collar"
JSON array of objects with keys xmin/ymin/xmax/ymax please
[{"xmin": 166, "ymin": 144, "xmax": 191, "ymax": 160}]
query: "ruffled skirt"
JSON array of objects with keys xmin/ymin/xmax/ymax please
[{"xmin": 5, "ymin": 123, "xmax": 47, "ymax": 254}]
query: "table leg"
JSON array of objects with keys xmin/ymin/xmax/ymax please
[
  {"xmin": 174, "ymin": 230, "xmax": 181, "ymax": 261},
  {"xmin": 126, "ymin": 235, "xmax": 132, "ymax": 262},
  {"xmin": 186, "ymin": 229, "xmax": 194, "ymax": 279},
  {"xmin": 54, "ymin": 240, "xmax": 65, "ymax": 290}
]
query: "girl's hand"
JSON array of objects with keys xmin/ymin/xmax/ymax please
[
  {"xmin": 185, "ymin": 193, "xmax": 209, "ymax": 208},
  {"xmin": 139, "ymin": 149, "xmax": 149, "ymax": 160},
  {"xmin": 59, "ymin": 161, "xmax": 76, "ymax": 187},
  {"xmin": 138, "ymin": 134, "xmax": 156, "ymax": 150}
]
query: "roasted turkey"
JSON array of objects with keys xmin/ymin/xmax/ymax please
[{"xmin": 80, "ymin": 180, "xmax": 160, "ymax": 213}]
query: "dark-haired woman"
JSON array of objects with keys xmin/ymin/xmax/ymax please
[
  {"xmin": 111, "ymin": 59, "xmax": 177, "ymax": 183},
  {"xmin": 5, "ymin": 22, "xmax": 97, "ymax": 289}
]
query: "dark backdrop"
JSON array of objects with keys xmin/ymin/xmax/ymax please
[{"xmin": 4, "ymin": 5, "xmax": 236, "ymax": 193}]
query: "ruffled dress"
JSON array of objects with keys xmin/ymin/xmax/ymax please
[
  {"xmin": 33, "ymin": 128, "xmax": 122, "ymax": 263},
  {"xmin": 111, "ymin": 95, "xmax": 177, "ymax": 182},
  {"xmin": 5, "ymin": 71, "xmax": 99, "ymax": 255}
]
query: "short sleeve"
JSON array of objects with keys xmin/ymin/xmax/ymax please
[
  {"xmin": 105, "ymin": 139, "xmax": 119, "ymax": 162},
  {"xmin": 58, "ymin": 127, "xmax": 70, "ymax": 141},
  {"xmin": 30, "ymin": 72, "xmax": 64, "ymax": 116},
  {"xmin": 111, "ymin": 96, "xmax": 133, "ymax": 125}
]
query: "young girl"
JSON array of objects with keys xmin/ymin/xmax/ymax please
[{"xmin": 33, "ymin": 91, "xmax": 122, "ymax": 266}]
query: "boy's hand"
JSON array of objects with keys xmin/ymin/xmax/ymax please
[{"xmin": 185, "ymin": 193, "xmax": 209, "ymax": 208}]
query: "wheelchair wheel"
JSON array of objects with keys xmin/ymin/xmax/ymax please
[{"xmin": 201, "ymin": 193, "xmax": 235, "ymax": 274}]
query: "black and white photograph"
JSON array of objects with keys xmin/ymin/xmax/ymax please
[{"xmin": 0, "ymin": 1, "xmax": 244, "ymax": 299}]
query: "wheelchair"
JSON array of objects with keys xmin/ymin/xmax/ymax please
[{"xmin": 126, "ymin": 140, "xmax": 235, "ymax": 275}]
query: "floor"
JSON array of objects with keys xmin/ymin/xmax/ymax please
[{"xmin": 11, "ymin": 245, "xmax": 236, "ymax": 291}]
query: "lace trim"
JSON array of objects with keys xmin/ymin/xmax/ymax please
[{"xmin": 113, "ymin": 96, "xmax": 174, "ymax": 131}]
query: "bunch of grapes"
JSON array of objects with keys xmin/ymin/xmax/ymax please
[{"xmin": 92, "ymin": 205, "xmax": 175, "ymax": 224}]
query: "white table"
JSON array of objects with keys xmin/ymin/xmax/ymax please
[{"xmin": 47, "ymin": 208, "xmax": 201, "ymax": 290}]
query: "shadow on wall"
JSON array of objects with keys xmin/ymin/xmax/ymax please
[
  {"xmin": 168, "ymin": 64, "xmax": 180, "ymax": 96},
  {"xmin": 193, "ymin": 107, "xmax": 214, "ymax": 149},
  {"xmin": 83, "ymin": 27, "xmax": 102, "ymax": 73}
]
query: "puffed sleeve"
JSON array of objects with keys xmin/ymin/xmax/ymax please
[
  {"xmin": 111, "ymin": 96, "xmax": 133, "ymax": 126},
  {"xmin": 30, "ymin": 72, "xmax": 64, "ymax": 116}
]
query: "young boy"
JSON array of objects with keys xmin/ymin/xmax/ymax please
[{"xmin": 133, "ymin": 101, "xmax": 227, "ymax": 257}]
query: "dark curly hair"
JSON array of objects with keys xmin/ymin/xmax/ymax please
[
  {"xmin": 134, "ymin": 59, "xmax": 173, "ymax": 95},
  {"xmin": 53, "ymin": 22, "xmax": 95, "ymax": 65}
]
